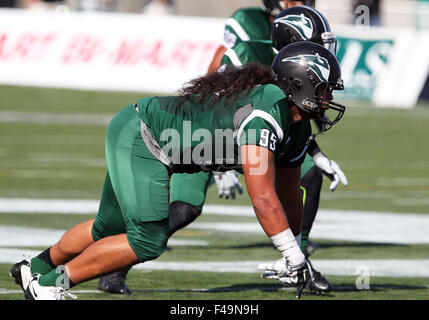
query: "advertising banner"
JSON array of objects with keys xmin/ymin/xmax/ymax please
[
  {"xmin": 335, "ymin": 33, "xmax": 394, "ymax": 101},
  {"xmin": 0, "ymin": 9, "xmax": 223, "ymax": 93},
  {"xmin": 335, "ymin": 25, "xmax": 429, "ymax": 108},
  {"xmin": 1, "ymin": 9, "xmax": 429, "ymax": 107}
]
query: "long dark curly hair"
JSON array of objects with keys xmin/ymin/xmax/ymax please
[{"xmin": 178, "ymin": 62, "xmax": 280, "ymax": 104}]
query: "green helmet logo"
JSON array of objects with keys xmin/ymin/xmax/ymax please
[
  {"xmin": 282, "ymin": 53, "xmax": 330, "ymax": 82},
  {"xmin": 274, "ymin": 14, "xmax": 314, "ymax": 40}
]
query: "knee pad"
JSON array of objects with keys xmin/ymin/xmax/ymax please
[
  {"xmin": 169, "ymin": 201, "xmax": 201, "ymax": 236},
  {"xmin": 126, "ymin": 218, "xmax": 169, "ymax": 262}
]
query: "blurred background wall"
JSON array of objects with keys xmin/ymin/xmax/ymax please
[
  {"xmin": 2, "ymin": 0, "xmax": 428, "ymax": 30},
  {"xmin": 2, "ymin": 0, "xmax": 429, "ymax": 105}
]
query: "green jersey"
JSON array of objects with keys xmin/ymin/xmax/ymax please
[
  {"xmin": 136, "ymin": 84, "xmax": 311, "ymax": 174},
  {"xmin": 220, "ymin": 40, "xmax": 275, "ymax": 68},
  {"xmin": 223, "ymin": 7, "xmax": 271, "ymax": 49}
]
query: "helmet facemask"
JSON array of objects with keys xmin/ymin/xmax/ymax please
[
  {"xmin": 321, "ymin": 31, "xmax": 337, "ymax": 55},
  {"xmin": 310, "ymin": 81, "xmax": 345, "ymax": 132},
  {"xmin": 276, "ymin": 51, "xmax": 345, "ymax": 134}
]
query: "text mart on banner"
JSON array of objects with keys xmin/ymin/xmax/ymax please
[{"xmin": 0, "ymin": 9, "xmax": 223, "ymax": 93}]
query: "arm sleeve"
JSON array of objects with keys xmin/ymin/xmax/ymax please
[{"xmin": 238, "ymin": 117, "xmax": 280, "ymax": 152}]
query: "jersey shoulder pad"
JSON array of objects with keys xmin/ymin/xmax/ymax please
[
  {"xmin": 251, "ymin": 84, "xmax": 287, "ymax": 106},
  {"xmin": 225, "ymin": 7, "xmax": 270, "ymax": 47},
  {"xmin": 230, "ymin": 7, "xmax": 267, "ymax": 19},
  {"xmin": 222, "ymin": 41, "xmax": 254, "ymax": 67}
]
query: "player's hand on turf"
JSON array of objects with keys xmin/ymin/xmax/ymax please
[
  {"xmin": 258, "ymin": 257, "xmax": 298, "ymax": 285},
  {"xmin": 213, "ymin": 170, "xmax": 243, "ymax": 199},
  {"xmin": 313, "ymin": 153, "xmax": 348, "ymax": 192}
]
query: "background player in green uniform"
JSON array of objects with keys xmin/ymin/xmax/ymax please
[
  {"xmin": 208, "ymin": 0, "xmax": 315, "ymax": 73},
  {"xmin": 11, "ymin": 43, "xmax": 346, "ymax": 300}
]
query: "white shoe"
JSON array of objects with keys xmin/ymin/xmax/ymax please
[
  {"xmin": 25, "ymin": 275, "xmax": 78, "ymax": 300},
  {"xmin": 10, "ymin": 260, "xmax": 33, "ymax": 293}
]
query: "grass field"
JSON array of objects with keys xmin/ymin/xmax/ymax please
[{"xmin": 0, "ymin": 85, "xmax": 428, "ymax": 301}]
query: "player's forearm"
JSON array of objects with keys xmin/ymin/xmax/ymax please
[
  {"xmin": 251, "ymin": 194, "xmax": 289, "ymax": 237},
  {"xmin": 252, "ymin": 193, "xmax": 305, "ymax": 268}
]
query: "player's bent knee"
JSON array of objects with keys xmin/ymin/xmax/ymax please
[{"xmin": 127, "ymin": 218, "xmax": 169, "ymax": 262}]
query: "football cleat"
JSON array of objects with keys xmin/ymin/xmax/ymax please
[
  {"xmin": 10, "ymin": 259, "xmax": 33, "ymax": 293},
  {"xmin": 306, "ymin": 259, "xmax": 334, "ymax": 294},
  {"xmin": 25, "ymin": 275, "xmax": 77, "ymax": 300},
  {"xmin": 98, "ymin": 270, "xmax": 131, "ymax": 295}
]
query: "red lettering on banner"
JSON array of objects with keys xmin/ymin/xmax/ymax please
[
  {"xmin": 0, "ymin": 32, "xmax": 56, "ymax": 61},
  {"xmin": 110, "ymin": 38, "xmax": 219, "ymax": 70},
  {"xmin": 112, "ymin": 39, "xmax": 142, "ymax": 65},
  {"xmin": 140, "ymin": 41, "xmax": 165, "ymax": 67},
  {"xmin": 111, "ymin": 39, "xmax": 165, "ymax": 67},
  {"xmin": 170, "ymin": 40, "xmax": 197, "ymax": 68},
  {"xmin": 0, "ymin": 34, "xmax": 7, "ymax": 59},
  {"xmin": 14, "ymin": 33, "xmax": 38, "ymax": 58},
  {"xmin": 62, "ymin": 34, "xmax": 102, "ymax": 64}
]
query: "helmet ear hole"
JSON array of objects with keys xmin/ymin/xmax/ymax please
[{"xmin": 292, "ymin": 79, "xmax": 302, "ymax": 90}]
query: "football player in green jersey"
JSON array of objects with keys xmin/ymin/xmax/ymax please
[
  {"xmin": 11, "ymin": 42, "xmax": 346, "ymax": 300},
  {"xmin": 208, "ymin": 0, "xmax": 315, "ymax": 73},
  {"xmin": 220, "ymin": 6, "xmax": 347, "ymax": 293},
  {"xmin": 98, "ymin": 2, "xmax": 343, "ymax": 295},
  {"xmin": 97, "ymin": 0, "xmax": 319, "ymax": 295}
]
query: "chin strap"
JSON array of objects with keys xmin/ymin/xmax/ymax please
[
  {"xmin": 305, "ymin": 130, "xmax": 321, "ymax": 146},
  {"xmin": 305, "ymin": 111, "xmax": 335, "ymax": 145}
]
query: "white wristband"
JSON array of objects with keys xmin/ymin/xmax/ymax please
[{"xmin": 270, "ymin": 229, "xmax": 305, "ymax": 267}]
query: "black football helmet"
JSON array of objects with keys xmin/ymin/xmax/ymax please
[
  {"xmin": 271, "ymin": 6, "xmax": 337, "ymax": 55},
  {"xmin": 262, "ymin": 0, "xmax": 286, "ymax": 16},
  {"xmin": 272, "ymin": 42, "xmax": 345, "ymax": 132}
]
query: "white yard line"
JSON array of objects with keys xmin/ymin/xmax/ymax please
[
  {"xmin": 1, "ymin": 248, "xmax": 428, "ymax": 278},
  {"xmin": 0, "ymin": 198, "xmax": 99, "ymax": 214},
  {"xmin": 0, "ymin": 199, "xmax": 428, "ymax": 244},
  {"xmin": 0, "ymin": 289, "xmax": 103, "ymax": 295},
  {"xmin": 0, "ymin": 226, "xmax": 208, "ymax": 248},
  {"xmin": 0, "ymin": 111, "xmax": 112, "ymax": 126},
  {"xmin": 132, "ymin": 259, "xmax": 429, "ymax": 278}
]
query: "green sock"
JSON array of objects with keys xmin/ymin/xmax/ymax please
[
  {"xmin": 30, "ymin": 247, "xmax": 56, "ymax": 275},
  {"xmin": 39, "ymin": 266, "xmax": 74, "ymax": 289},
  {"xmin": 300, "ymin": 229, "xmax": 310, "ymax": 254},
  {"xmin": 30, "ymin": 256, "xmax": 55, "ymax": 275}
]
